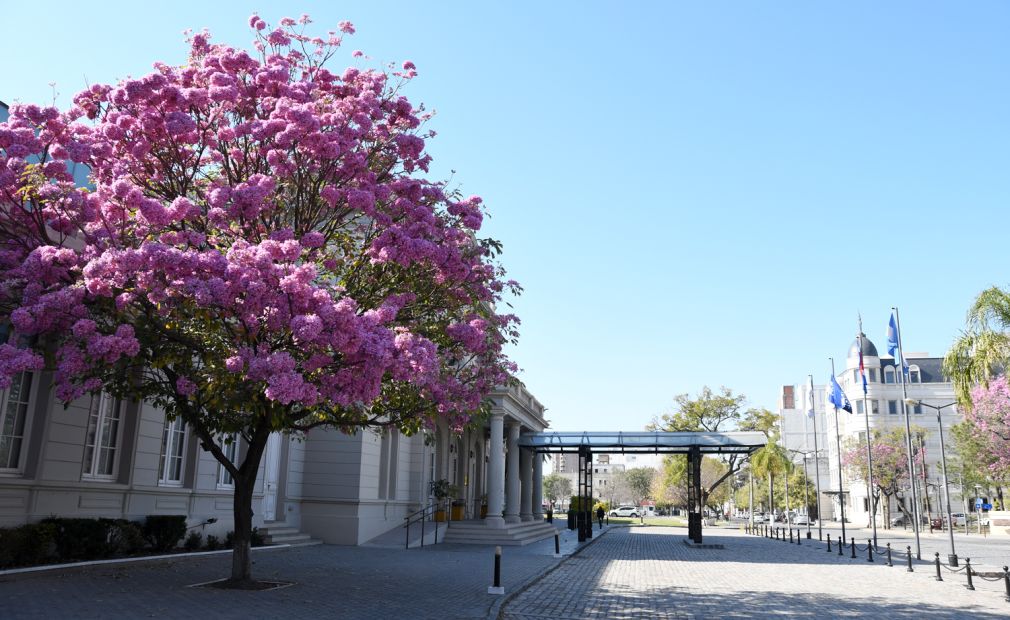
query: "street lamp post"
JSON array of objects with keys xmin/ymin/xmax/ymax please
[{"xmin": 906, "ymin": 399, "xmax": 958, "ymax": 566}]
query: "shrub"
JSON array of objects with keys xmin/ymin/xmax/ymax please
[
  {"xmin": 183, "ymin": 531, "xmax": 203, "ymax": 551},
  {"xmin": 143, "ymin": 515, "xmax": 187, "ymax": 552},
  {"xmin": 250, "ymin": 527, "xmax": 265, "ymax": 547},
  {"xmin": 107, "ymin": 520, "xmax": 146, "ymax": 555},
  {"xmin": 205, "ymin": 534, "xmax": 221, "ymax": 551},
  {"xmin": 224, "ymin": 530, "xmax": 234, "ymax": 549},
  {"xmin": 0, "ymin": 522, "xmax": 57, "ymax": 568},
  {"xmin": 41, "ymin": 517, "xmax": 115, "ymax": 560}
]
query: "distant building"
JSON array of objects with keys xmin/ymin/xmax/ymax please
[{"xmin": 779, "ymin": 333, "xmax": 963, "ymax": 525}]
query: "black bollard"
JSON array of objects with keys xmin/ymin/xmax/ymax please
[
  {"xmin": 554, "ymin": 533, "xmax": 560, "ymax": 555},
  {"xmin": 934, "ymin": 552, "xmax": 942, "ymax": 581},
  {"xmin": 886, "ymin": 543, "xmax": 893, "ymax": 567},
  {"xmin": 789, "ymin": 528, "xmax": 793, "ymax": 543},
  {"xmin": 906, "ymin": 545, "xmax": 914, "ymax": 572},
  {"xmin": 774, "ymin": 527, "xmax": 779, "ymax": 540},
  {"xmin": 487, "ymin": 545, "xmax": 504, "ymax": 595},
  {"xmin": 1003, "ymin": 566, "xmax": 1010, "ymax": 602},
  {"xmin": 838, "ymin": 535, "xmax": 844, "ymax": 556},
  {"xmin": 867, "ymin": 539, "xmax": 873, "ymax": 562},
  {"xmin": 797, "ymin": 529, "xmax": 801, "ymax": 546},
  {"xmin": 966, "ymin": 558, "xmax": 975, "ymax": 591},
  {"xmin": 850, "ymin": 537, "xmax": 856, "ymax": 559},
  {"xmin": 826, "ymin": 533, "xmax": 832, "ymax": 552}
]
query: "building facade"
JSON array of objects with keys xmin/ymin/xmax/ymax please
[{"xmin": 779, "ymin": 333, "xmax": 964, "ymax": 525}]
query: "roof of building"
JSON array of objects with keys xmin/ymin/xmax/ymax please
[
  {"xmin": 848, "ymin": 332, "xmax": 878, "ymax": 358},
  {"xmin": 518, "ymin": 431, "xmax": 766, "ymax": 454},
  {"xmin": 880, "ymin": 356, "xmax": 946, "ymax": 383}
]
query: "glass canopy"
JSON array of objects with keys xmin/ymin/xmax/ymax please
[{"xmin": 517, "ymin": 431, "xmax": 767, "ymax": 454}]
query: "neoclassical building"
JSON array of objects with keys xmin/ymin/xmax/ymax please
[
  {"xmin": 0, "ymin": 99, "xmax": 554, "ymax": 547},
  {"xmin": 779, "ymin": 332, "xmax": 963, "ymax": 525}
]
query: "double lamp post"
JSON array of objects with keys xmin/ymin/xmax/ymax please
[{"xmin": 905, "ymin": 398, "xmax": 959, "ymax": 567}]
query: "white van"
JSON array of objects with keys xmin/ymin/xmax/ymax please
[{"xmin": 945, "ymin": 513, "xmax": 967, "ymax": 527}]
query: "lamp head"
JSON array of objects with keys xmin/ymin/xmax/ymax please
[{"xmin": 904, "ymin": 398, "xmax": 919, "ymax": 406}]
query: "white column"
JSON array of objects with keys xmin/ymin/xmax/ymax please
[
  {"xmin": 486, "ymin": 413, "xmax": 505, "ymax": 528},
  {"xmin": 505, "ymin": 422, "xmax": 521, "ymax": 523},
  {"xmin": 520, "ymin": 446, "xmax": 534, "ymax": 522},
  {"xmin": 532, "ymin": 453, "xmax": 544, "ymax": 521}
]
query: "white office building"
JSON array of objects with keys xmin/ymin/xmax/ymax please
[{"xmin": 779, "ymin": 332, "xmax": 964, "ymax": 526}]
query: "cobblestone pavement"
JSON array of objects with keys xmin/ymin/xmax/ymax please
[
  {"xmin": 501, "ymin": 526, "xmax": 1010, "ymax": 619},
  {"xmin": 0, "ymin": 531, "xmax": 575, "ymax": 620}
]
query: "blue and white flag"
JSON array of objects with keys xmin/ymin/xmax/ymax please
[
  {"xmin": 828, "ymin": 374, "xmax": 852, "ymax": 413},
  {"xmin": 887, "ymin": 313, "xmax": 899, "ymax": 357}
]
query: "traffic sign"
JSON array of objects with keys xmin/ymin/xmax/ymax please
[
  {"xmin": 975, "ymin": 499, "xmax": 983, "ymax": 509},
  {"xmin": 983, "ymin": 503, "xmax": 993, "ymax": 511}
]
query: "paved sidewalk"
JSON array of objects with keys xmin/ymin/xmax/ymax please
[
  {"xmin": 502, "ymin": 526, "xmax": 1010, "ymax": 619},
  {"xmin": 0, "ymin": 522, "xmax": 594, "ymax": 619}
]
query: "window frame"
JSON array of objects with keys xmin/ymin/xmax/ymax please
[
  {"xmin": 0, "ymin": 370, "xmax": 36, "ymax": 474},
  {"xmin": 158, "ymin": 416, "xmax": 187, "ymax": 487},
  {"xmin": 216, "ymin": 433, "xmax": 239, "ymax": 489},
  {"xmin": 81, "ymin": 392, "xmax": 123, "ymax": 481},
  {"xmin": 884, "ymin": 367, "xmax": 896, "ymax": 384}
]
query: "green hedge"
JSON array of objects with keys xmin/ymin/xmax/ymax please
[{"xmin": 0, "ymin": 515, "xmax": 188, "ymax": 569}]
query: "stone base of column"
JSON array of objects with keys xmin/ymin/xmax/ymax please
[
  {"xmin": 520, "ymin": 514, "xmax": 534, "ymax": 522},
  {"xmin": 505, "ymin": 515, "xmax": 522, "ymax": 524},
  {"xmin": 485, "ymin": 516, "xmax": 506, "ymax": 529}
]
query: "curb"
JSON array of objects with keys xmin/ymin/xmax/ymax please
[{"xmin": 487, "ymin": 527, "xmax": 612, "ymax": 620}]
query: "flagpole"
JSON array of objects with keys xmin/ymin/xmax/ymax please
[
  {"xmin": 894, "ymin": 307, "xmax": 922, "ymax": 560},
  {"xmin": 857, "ymin": 319, "xmax": 878, "ymax": 548},
  {"xmin": 809, "ymin": 375, "xmax": 823, "ymax": 541},
  {"xmin": 830, "ymin": 357, "xmax": 846, "ymax": 544},
  {"xmin": 802, "ymin": 410, "xmax": 812, "ymax": 538}
]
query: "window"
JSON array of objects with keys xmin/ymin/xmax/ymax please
[
  {"xmin": 159, "ymin": 417, "xmax": 186, "ymax": 485},
  {"xmin": 216, "ymin": 434, "xmax": 239, "ymax": 488},
  {"xmin": 856, "ymin": 401, "xmax": 864, "ymax": 414},
  {"xmin": 82, "ymin": 393, "xmax": 121, "ymax": 480},
  {"xmin": 869, "ymin": 369, "xmax": 878, "ymax": 383},
  {"xmin": 884, "ymin": 367, "xmax": 895, "ymax": 384},
  {"xmin": 853, "ymin": 369, "xmax": 860, "ymax": 383},
  {"xmin": 0, "ymin": 371, "xmax": 33, "ymax": 471},
  {"xmin": 888, "ymin": 400, "xmax": 899, "ymax": 415},
  {"xmin": 908, "ymin": 366, "xmax": 921, "ymax": 383},
  {"xmin": 871, "ymin": 400, "xmax": 880, "ymax": 415},
  {"xmin": 912, "ymin": 403, "xmax": 923, "ymax": 415}
]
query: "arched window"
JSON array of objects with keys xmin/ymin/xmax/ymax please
[
  {"xmin": 884, "ymin": 367, "xmax": 896, "ymax": 384},
  {"xmin": 908, "ymin": 365, "xmax": 921, "ymax": 383}
]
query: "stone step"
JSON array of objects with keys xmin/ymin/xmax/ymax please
[
  {"xmin": 259, "ymin": 526, "xmax": 299, "ymax": 536},
  {"xmin": 265, "ymin": 533, "xmax": 313, "ymax": 544},
  {"xmin": 442, "ymin": 521, "xmax": 557, "ymax": 546}
]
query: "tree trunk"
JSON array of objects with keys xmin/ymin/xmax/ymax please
[
  {"xmin": 226, "ymin": 421, "xmax": 271, "ymax": 585},
  {"xmin": 231, "ymin": 469, "xmax": 256, "ymax": 583},
  {"xmin": 768, "ymin": 473, "xmax": 774, "ymax": 520}
]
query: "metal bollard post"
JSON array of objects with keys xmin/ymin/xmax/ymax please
[
  {"xmin": 906, "ymin": 546, "xmax": 914, "ymax": 572},
  {"xmin": 554, "ymin": 533, "xmax": 560, "ymax": 556},
  {"xmin": 789, "ymin": 528, "xmax": 793, "ymax": 543},
  {"xmin": 850, "ymin": 537, "xmax": 856, "ymax": 559},
  {"xmin": 487, "ymin": 546, "xmax": 504, "ymax": 595},
  {"xmin": 797, "ymin": 529, "xmax": 801, "ymax": 546},
  {"xmin": 934, "ymin": 552, "xmax": 942, "ymax": 581},
  {"xmin": 838, "ymin": 535, "xmax": 843, "ymax": 556},
  {"xmin": 774, "ymin": 527, "xmax": 779, "ymax": 540},
  {"xmin": 826, "ymin": 533, "xmax": 831, "ymax": 552},
  {"xmin": 965, "ymin": 558, "xmax": 975, "ymax": 591},
  {"xmin": 1003, "ymin": 566, "xmax": 1010, "ymax": 602},
  {"xmin": 867, "ymin": 539, "xmax": 873, "ymax": 562},
  {"xmin": 886, "ymin": 543, "xmax": 893, "ymax": 567}
]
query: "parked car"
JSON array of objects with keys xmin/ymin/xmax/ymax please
[
  {"xmin": 793, "ymin": 514, "xmax": 813, "ymax": 525},
  {"xmin": 890, "ymin": 513, "xmax": 929, "ymax": 527},
  {"xmin": 609, "ymin": 506, "xmax": 640, "ymax": 518},
  {"xmin": 945, "ymin": 513, "xmax": 968, "ymax": 527},
  {"xmin": 752, "ymin": 513, "xmax": 768, "ymax": 523}
]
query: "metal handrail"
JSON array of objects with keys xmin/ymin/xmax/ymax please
[{"xmin": 403, "ymin": 500, "xmax": 446, "ymax": 549}]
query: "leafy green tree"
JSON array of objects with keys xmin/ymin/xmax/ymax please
[
  {"xmin": 649, "ymin": 387, "xmax": 773, "ymax": 499},
  {"xmin": 542, "ymin": 473, "xmax": 572, "ymax": 509},
  {"xmin": 751, "ymin": 441, "xmax": 791, "ymax": 518}
]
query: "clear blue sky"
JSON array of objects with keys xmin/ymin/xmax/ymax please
[{"xmin": 4, "ymin": 2, "xmax": 1009, "ymax": 431}]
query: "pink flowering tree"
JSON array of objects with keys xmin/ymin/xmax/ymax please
[
  {"xmin": 842, "ymin": 427, "xmax": 927, "ymax": 527},
  {"xmin": 0, "ymin": 15, "xmax": 519, "ymax": 584},
  {"xmin": 964, "ymin": 377, "xmax": 1010, "ymax": 481}
]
